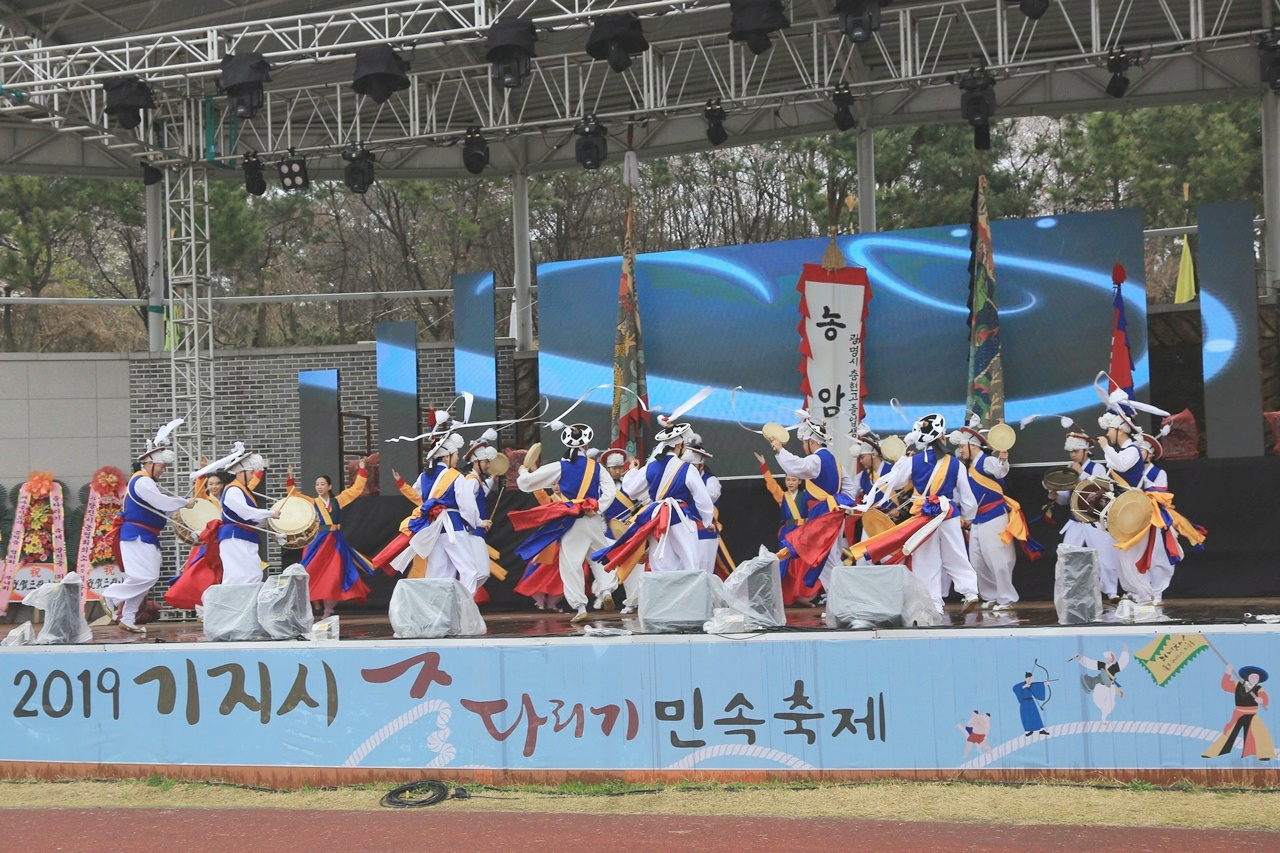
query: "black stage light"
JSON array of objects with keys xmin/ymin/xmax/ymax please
[
  {"xmin": 242, "ymin": 152, "xmax": 267, "ymax": 196},
  {"xmin": 462, "ymin": 127, "xmax": 490, "ymax": 175},
  {"xmin": 832, "ymin": 84, "xmax": 856, "ymax": 131},
  {"xmin": 1008, "ymin": 0, "xmax": 1050, "ymax": 20},
  {"xmin": 704, "ymin": 99, "xmax": 728, "ymax": 146},
  {"xmin": 585, "ymin": 13, "xmax": 649, "ymax": 74},
  {"xmin": 574, "ymin": 117, "xmax": 608, "ymax": 170},
  {"xmin": 1106, "ymin": 49, "xmax": 1130, "ymax": 99},
  {"xmin": 221, "ymin": 53, "xmax": 272, "ymax": 119},
  {"xmin": 352, "ymin": 45, "xmax": 410, "ymax": 104},
  {"xmin": 727, "ymin": 0, "xmax": 790, "ymax": 56},
  {"xmin": 836, "ymin": 1, "xmax": 893, "ymax": 45},
  {"xmin": 486, "ymin": 18, "xmax": 538, "ymax": 89},
  {"xmin": 103, "ymin": 76, "xmax": 155, "ymax": 130},
  {"xmin": 142, "ymin": 164, "xmax": 163, "ymax": 186},
  {"xmin": 343, "ymin": 148, "xmax": 376, "ymax": 194},
  {"xmin": 1261, "ymin": 32, "xmax": 1280, "ymax": 91},
  {"xmin": 959, "ymin": 70, "xmax": 996, "ymax": 151},
  {"xmin": 277, "ymin": 149, "xmax": 310, "ymax": 192}
]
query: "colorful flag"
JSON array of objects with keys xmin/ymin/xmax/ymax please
[
  {"xmin": 1175, "ymin": 236, "xmax": 1197, "ymax": 303},
  {"xmin": 610, "ymin": 184, "xmax": 649, "ymax": 457},
  {"xmin": 1108, "ymin": 263, "xmax": 1135, "ymax": 401},
  {"xmin": 1134, "ymin": 633, "xmax": 1211, "ymax": 686},
  {"xmin": 965, "ymin": 173, "xmax": 1004, "ymax": 427}
]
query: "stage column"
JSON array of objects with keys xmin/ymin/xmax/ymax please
[
  {"xmin": 146, "ymin": 181, "xmax": 164, "ymax": 352},
  {"xmin": 857, "ymin": 125, "xmax": 876, "ymax": 233},
  {"xmin": 1262, "ymin": 89, "xmax": 1280, "ymax": 298},
  {"xmin": 512, "ymin": 171, "xmax": 534, "ymax": 351}
]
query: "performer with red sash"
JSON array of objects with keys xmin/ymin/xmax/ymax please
[
  {"xmin": 949, "ymin": 421, "xmax": 1038, "ymax": 610},
  {"xmin": 853, "ymin": 425, "xmax": 896, "ymax": 566},
  {"xmin": 851, "ymin": 413, "xmax": 981, "ymax": 614},
  {"xmin": 686, "ymin": 438, "xmax": 733, "ymax": 577},
  {"xmin": 286, "ymin": 459, "xmax": 374, "ymax": 617},
  {"xmin": 770, "ymin": 417, "xmax": 856, "ymax": 593},
  {"xmin": 371, "ymin": 429, "xmax": 465, "ymax": 576},
  {"xmin": 594, "ymin": 448, "xmax": 644, "ymax": 614},
  {"xmin": 1132, "ymin": 430, "xmax": 1205, "ymax": 604},
  {"xmin": 512, "ymin": 424, "xmax": 616, "ymax": 623},
  {"xmin": 754, "ymin": 452, "xmax": 818, "ymax": 606},
  {"xmin": 596, "ymin": 421, "xmax": 714, "ymax": 578},
  {"xmin": 101, "ymin": 420, "xmax": 195, "ymax": 633},
  {"xmin": 164, "ymin": 466, "xmax": 231, "ymax": 611},
  {"xmin": 1053, "ymin": 429, "xmax": 1121, "ymax": 599},
  {"xmin": 457, "ymin": 432, "xmax": 499, "ymax": 596},
  {"xmin": 218, "ymin": 448, "xmax": 279, "ymax": 585}
]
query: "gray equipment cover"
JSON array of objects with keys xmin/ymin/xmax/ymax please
[
  {"xmin": 718, "ymin": 547, "xmax": 786, "ymax": 629},
  {"xmin": 638, "ymin": 570, "xmax": 723, "ymax": 633},
  {"xmin": 823, "ymin": 565, "xmax": 940, "ymax": 629},
  {"xmin": 203, "ymin": 582, "xmax": 271, "ymax": 641},
  {"xmin": 388, "ymin": 578, "xmax": 487, "ymax": 639},
  {"xmin": 256, "ymin": 564, "xmax": 314, "ymax": 639},
  {"xmin": 1054, "ymin": 544, "xmax": 1102, "ymax": 625},
  {"xmin": 26, "ymin": 572, "xmax": 93, "ymax": 645}
]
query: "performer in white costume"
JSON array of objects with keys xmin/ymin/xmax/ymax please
[
  {"xmin": 217, "ymin": 448, "xmax": 279, "ymax": 585},
  {"xmin": 1052, "ymin": 429, "xmax": 1121, "ymax": 599},
  {"xmin": 949, "ymin": 424, "xmax": 1019, "ymax": 610}
]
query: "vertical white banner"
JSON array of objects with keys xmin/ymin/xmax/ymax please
[{"xmin": 801, "ymin": 278, "xmax": 867, "ymax": 468}]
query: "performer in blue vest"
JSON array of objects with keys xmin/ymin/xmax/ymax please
[
  {"xmin": 949, "ymin": 423, "xmax": 1018, "ymax": 610},
  {"xmin": 685, "ymin": 437, "xmax": 729, "ymax": 575},
  {"xmin": 853, "ymin": 425, "xmax": 895, "ymax": 566},
  {"xmin": 512, "ymin": 424, "xmax": 616, "ymax": 623},
  {"xmin": 218, "ymin": 447, "xmax": 279, "ymax": 585},
  {"xmin": 1052, "ymin": 429, "xmax": 1121, "ymax": 599},
  {"xmin": 389, "ymin": 429, "xmax": 483, "ymax": 583},
  {"xmin": 100, "ymin": 420, "xmax": 195, "ymax": 633},
  {"xmin": 1097, "ymin": 398, "xmax": 1153, "ymax": 603},
  {"xmin": 595, "ymin": 448, "xmax": 644, "ymax": 613},
  {"xmin": 458, "ymin": 431, "xmax": 499, "ymax": 596}
]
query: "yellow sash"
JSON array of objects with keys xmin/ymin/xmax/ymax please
[
  {"xmin": 562, "ymin": 458, "xmax": 598, "ymax": 504},
  {"xmin": 315, "ymin": 498, "xmax": 337, "ymax": 530},
  {"xmin": 783, "ymin": 492, "xmax": 804, "ymax": 526},
  {"xmin": 655, "ymin": 459, "xmax": 687, "ymax": 502},
  {"xmin": 967, "ymin": 460, "xmax": 1029, "ymax": 544},
  {"xmin": 428, "ymin": 467, "xmax": 462, "ymax": 500},
  {"xmin": 910, "ymin": 454, "xmax": 954, "ymax": 516},
  {"xmin": 803, "ymin": 453, "xmax": 842, "ymax": 511}
]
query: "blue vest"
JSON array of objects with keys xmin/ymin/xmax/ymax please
[
  {"xmin": 467, "ymin": 473, "xmax": 488, "ymax": 537},
  {"xmin": 219, "ymin": 482, "xmax": 262, "ymax": 544},
  {"xmin": 1081, "ymin": 460, "xmax": 1106, "ymax": 478},
  {"xmin": 1143, "ymin": 463, "xmax": 1166, "ymax": 491},
  {"xmin": 559, "ymin": 456, "xmax": 602, "ymax": 501},
  {"xmin": 606, "ymin": 489, "xmax": 634, "ymax": 524},
  {"xmin": 910, "ymin": 448, "xmax": 961, "ymax": 499},
  {"xmin": 644, "ymin": 454, "xmax": 675, "ymax": 500},
  {"xmin": 421, "ymin": 473, "xmax": 468, "ymax": 532},
  {"xmin": 1111, "ymin": 441, "xmax": 1144, "ymax": 488},
  {"xmin": 858, "ymin": 461, "xmax": 894, "ymax": 511},
  {"xmin": 966, "ymin": 452, "xmax": 1007, "ymax": 525},
  {"xmin": 119, "ymin": 472, "xmax": 169, "ymax": 545}
]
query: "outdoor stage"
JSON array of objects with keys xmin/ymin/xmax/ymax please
[{"xmin": 3, "ymin": 599, "xmax": 1278, "ymax": 789}]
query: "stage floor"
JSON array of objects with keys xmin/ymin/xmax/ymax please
[{"xmin": 77, "ymin": 597, "xmax": 1280, "ymax": 645}]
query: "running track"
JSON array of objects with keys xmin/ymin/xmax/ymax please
[{"xmin": 8, "ymin": 809, "xmax": 1279, "ymax": 852}]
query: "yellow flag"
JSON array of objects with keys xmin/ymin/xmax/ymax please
[
  {"xmin": 1135, "ymin": 633, "xmax": 1210, "ymax": 686},
  {"xmin": 1174, "ymin": 236, "xmax": 1197, "ymax": 303}
]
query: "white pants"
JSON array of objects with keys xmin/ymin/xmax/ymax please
[
  {"xmin": 461, "ymin": 536, "xmax": 491, "ymax": 597},
  {"xmin": 220, "ymin": 538, "xmax": 265, "ymax": 585},
  {"xmin": 698, "ymin": 536, "xmax": 719, "ymax": 574},
  {"xmin": 1116, "ymin": 539, "xmax": 1155, "ymax": 604},
  {"xmin": 1146, "ymin": 533, "xmax": 1177, "ymax": 599},
  {"xmin": 969, "ymin": 515, "xmax": 1018, "ymax": 606},
  {"xmin": 555, "ymin": 516, "xmax": 612, "ymax": 610},
  {"xmin": 819, "ymin": 528, "xmax": 847, "ymax": 591},
  {"xmin": 101, "ymin": 538, "xmax": 162, "ymax": 623},
  {"xmin": 911, "ymin": 516, "xmax": 978, "ymax": 612},
  {"xmin": 647, "ymin": 510, "xmax": 703, "ymax": 574},
  {"xmin": 1063, "ymin": 520, "xmax": 1120, "ymax": 596}
]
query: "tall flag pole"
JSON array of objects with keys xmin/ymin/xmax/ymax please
[
  {"xmin": 610, "ymin": 137, "xmax": 649, "ymax": 457},
  {"xmin": 1109, "ymin": 262, "xmax": 1136, "ymax": 403},
  {"xmin": 1175, "ymin": 182, "xmax": 1198, "ymax": 304},
  {"xmin": 965, "ymin": 170, "xmax": 1005, "ymax": 427}
]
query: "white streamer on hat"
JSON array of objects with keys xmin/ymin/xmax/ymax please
[
  {"xmin": 654, "ymin": 385, "xmax": 712, "ymax": 427},
  {"xmin": 543, "ymin": 384, "xmax": 647, "ymax": 433},
  {"xmin": 190, "ymin": 441, "xmax": 246, "ymax": 481}
]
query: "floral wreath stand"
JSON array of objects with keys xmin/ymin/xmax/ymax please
[{"xmin": 0, "ymin": 472, "xmax": 68, "ymax": 617}]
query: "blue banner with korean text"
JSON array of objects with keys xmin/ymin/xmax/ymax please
[{"xmin": 1, "ymin": 628, "xmax": 1276, "ymax": 772}]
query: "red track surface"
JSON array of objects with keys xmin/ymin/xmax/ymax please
[{"xmin": 8, "ymin": 809, "xmax": 1279, "ymax": 852}]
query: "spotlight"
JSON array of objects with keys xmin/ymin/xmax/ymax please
[
  {"xmin": 242, "ymin": 151, "xmax": 267, "ymax": 196},
  {"xmin": 574, "ymin": 117, "xmax": 608, "ymax": 170},
  {"xmin": 959, "ymin": 70, "xmax": 996, "ymax": 150},
  {"xmin": 277, "ymin": 149, "xmax": 310, "ymax": 192},
  {"xmin": 221, "ymin": 52, "xmax": 272, "ymax": 119},
  {"xmin": 462, "ymin": 127, "xmax": 490, "ymax": 175},
  {"xmin": 352, "ymin": 45, "xmax": 410, "ymax": 104},
  {"xmin": 585, "ymin": 13, "xmax": 649, "ymax": 74},
  {"xmin": 142, "ymin": 164, "xmax": 163, "ymax": 186},
  {"xmin": 1006, "ymin": 0, "xmax": 1050, "ymax": 19},
  {"xmin": 486, "ymin": 18, "xmax": 538, "ymax": 89},
  {"xmin": 103, "ymin": 76, "xmax": 155, "ymax": 130},
  {"xmin": 343, "ymin": 148, "xmax": 376, "ymax": 194},
  {"xmin": 727, "ymin": 0, "xmax": 790, "ymax": 56},
  {"xmin": 1106, "ymin": 48, "xmax": 1130, "ymax": 99},
  {"xmin": 704, "ymin": 99, "xmax": 728, "ymax": 146},
  {"xmin": 832, "ymin": 84, "xmax": 856, "ymax": 131},
  {"xmin": 836, "ymin": 1, "xmax": 893, "ymax": 45},
  {"xmin": 1260, "ymin": 31, "xmax": 1280, "ymax": 91}
]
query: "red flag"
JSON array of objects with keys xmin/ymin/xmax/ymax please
[{"xmin": 1109, "ymin": 263, "xmax": 1135, "ymax": 400}]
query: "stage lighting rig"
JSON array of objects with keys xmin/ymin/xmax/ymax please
[
  {"xmin": 221, "ymin": 53, "xmax": 272, "ymax": 119},
  {"xmin": 242, "ymin": 152, "xmax": 267, "ymax": 196},
  {"xmin": 103, "ymin": 76, "xmax": 155, "ymax": 130},
  {"xmin": 486, "ymin": 18, "xmax": 538, "ymax": 89},
  {"xmin": 1261, "ymin": 31, "xmax": 1280, "ymax": 91},
  {"xmin": 704, "ymin": 99, "xmax": 728, "ymax": 147},
  {"xmin": 278, "ymin": 149, "xmax": 310, "ymax": 192},
  {"xmin": 142, "ymin": 164, "xmax": 163, "ymax": 186},
  {"xmin": 958, "ymin": 69, "xmax": 996, "ymax": 150},
  {"xmin": 462, "ymin": 127, "xmax": 490, "ymax": 175},
  {"xmin": 352, "ymin": 45, "xmax": 410, "ymax": 104},
  {"xmin": 1106, "ymin": 48, "xmax": 1131, "ymax": 99},
  {"xmin": 727, "ymin": 0, "xmax": 789, "ymax": 56},
  {"xmin": 574, "ymin": 116, "xmax": 608, "ymax": 170},
  {"xmin": 832, "ymin": 84, "xmax": 856, "ymax": 131},
  {"xmin": 836, "ymin": 0, "xmax": 893, "ymax": 46},
  {"xmin": 343, "ymin": 148, "xmax": 376, "ymax": 194},
  {"xmin": 1006, "ymin": 0, "xmax": 1050, "ymax": 20},
  {"xmin": 586, "ymin": 13, "xmax": 649, "ymax": 74}
]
